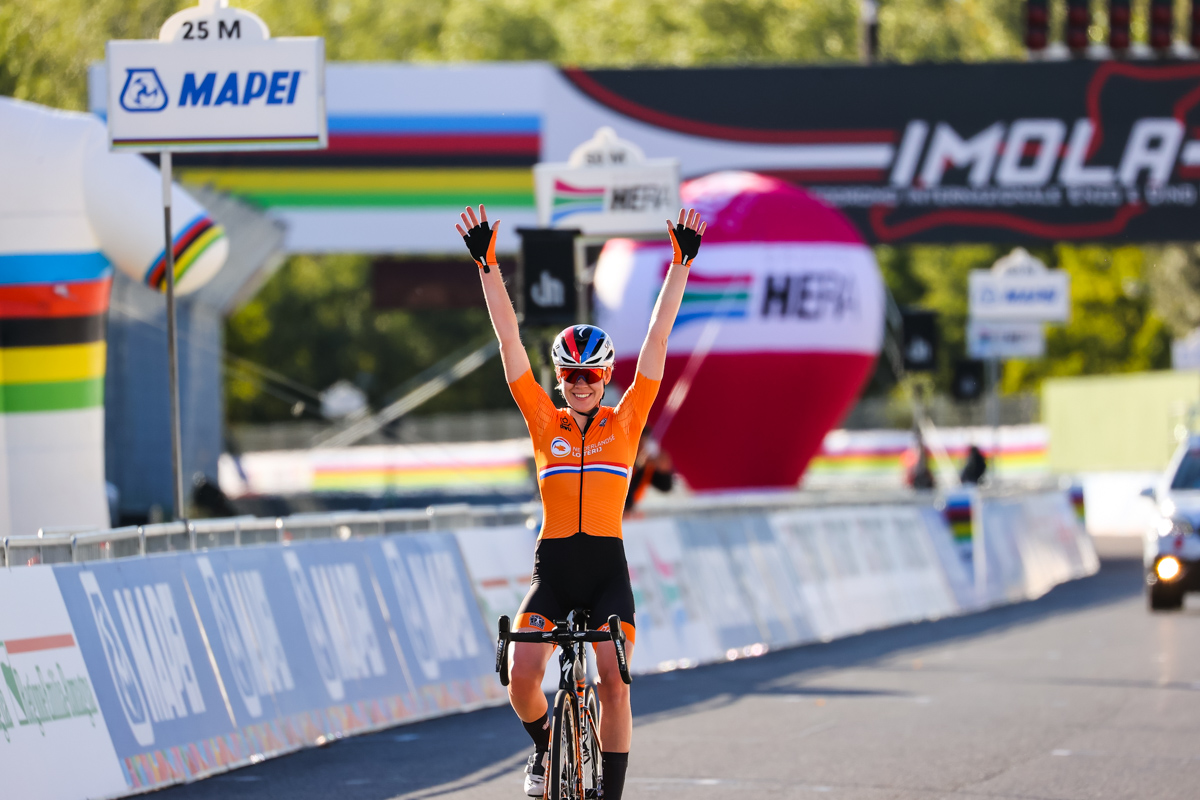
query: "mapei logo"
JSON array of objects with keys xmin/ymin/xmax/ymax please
[
  {"xmin": 79, "ymin": 571, "xmax": 206, "ymax": 747},
  {"xmin": 119, "ymin": 68, "xmax": 168, "ymax": 112},
  {"xmin": 550, "ymin": 437, "xmax": 572, "ymax": 457},
  {"xmin": 178, "ymin": 70, "xmax": 304, "ymax": 107}
]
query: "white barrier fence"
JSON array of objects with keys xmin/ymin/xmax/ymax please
[{"xmin": 0, "ymin": 490, "xmax": 1095, "ymax": 800}]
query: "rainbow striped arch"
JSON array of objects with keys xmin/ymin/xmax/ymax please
[
  {"xmin": 676, "ymin": 272, "xmax": 753, "ymax": 326},
  {"xmin": 144, "ymin": 214, "xmax": 226, "ymax": 292},
  {"xmin": 550, "ymin": 179, "xmax": 605, "ymax": 224}
]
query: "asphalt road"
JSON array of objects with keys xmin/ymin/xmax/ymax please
[{"xmin": 161, "ymin": 537, "xmax": 1200, "ymax": 800}]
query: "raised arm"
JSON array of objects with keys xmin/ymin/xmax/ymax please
[
  {"xmin": 457, "ymin": 204, "xmax": 531, "ymax": 382},
  {"xmin": 636, "ymin": 208, "xmax": 706, "ymax": 381}
]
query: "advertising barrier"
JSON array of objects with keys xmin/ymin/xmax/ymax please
[
  {"xmin": 0, "ymin": 489, "xmax": 1095, "ymax": 800},
  {"xmin": 454, "ymin": 502, "xmax": 1022, "ymax": 676},
  {"xmin": 0, "ymin": 567, "xmax": 128, "ymax": 800},
  {"xmin": 973, "ymin": 491, "xmax": 1099, "ymax": 606},
  {"xmin": 36, "ymin": 532, "xmax": 501, "ymax": 795}
]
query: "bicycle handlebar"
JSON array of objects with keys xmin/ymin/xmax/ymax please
[
  {"xmin": 495, "ymin": 614, "xmax": 632, "ymax": 686},
  {"xmin": 505, "ymin": 629, "xmax": 613, "ymax": 644}
]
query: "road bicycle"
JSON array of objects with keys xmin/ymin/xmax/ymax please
[{"xmin": 496, "ymin": 610, "xmax": 631, "ymax": 800}]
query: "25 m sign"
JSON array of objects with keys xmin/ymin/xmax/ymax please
[{"xmin": 106, "ymin": 37, "xmax": 326, "ymax": 152}]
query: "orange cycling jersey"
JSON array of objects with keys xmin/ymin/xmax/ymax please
[{"xmin": 509, "ymin": 369, "xmax": 660, "ymax": 540}]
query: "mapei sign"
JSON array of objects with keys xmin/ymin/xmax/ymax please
[
  {"xmin": 565, "ymin": 62, "xmax": 1200, "ymax": 243},
  {"xmin": 106, "ymin": 0, "xmax": 325, "ymax": 152}
]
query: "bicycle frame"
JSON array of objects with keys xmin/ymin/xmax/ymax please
[
  {"xmin": 559, "ymin": 611, "xmax": 599, "ymax": 800},
  {"xmin": 496, "ymin": 610, "xmax": 630, "ymax": 800}
]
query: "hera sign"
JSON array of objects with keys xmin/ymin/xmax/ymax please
[{"xmin": 106, "ymin": 1, "xmax": 326, "ymax": 152}]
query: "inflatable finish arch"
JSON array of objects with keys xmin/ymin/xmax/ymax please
[{"xmin": 0, "ymin": 97, "xmax": 228, "ymax": 537}]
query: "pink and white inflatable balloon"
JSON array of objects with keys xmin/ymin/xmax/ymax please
[{"xmin": 594, "ymin": 171, "xmax": 883, "ymax": 490}]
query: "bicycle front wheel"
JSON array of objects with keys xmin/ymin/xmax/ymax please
[
  {"xmin": 549, "ymin": 689, "xmax": 581, "ymax": 800},
  {"xmin": 582, "ymin": 686, "xmax": 603, "ymax": 799}
]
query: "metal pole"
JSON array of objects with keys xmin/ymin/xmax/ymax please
[
  {"xmin": 161, "ymin": 151, "xmax": 186, "ymax": 521},
  {"xmin": 859, "ymin": 0, "xmax": 879, "ymax": 64},
  {"xmin": 573, "ymin": 235, "xmax": 589, "ymax": 325},
  {"xmin": 986, "ymin": 357, "xmax": 1000, "ymax": 477}
]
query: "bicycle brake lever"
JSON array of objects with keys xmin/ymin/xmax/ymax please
[
  {"xmin": 496, "ymin": 615, "xmax": 511, "ymax": 686},
  {"xmin": 607, "ymin": 614, "xmax": 632, "ymax": 685}
]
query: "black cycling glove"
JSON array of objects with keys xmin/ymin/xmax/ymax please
[
  {"xmin": 668, "ymin": 222, "xmax": 703, "ymax": 266},
  {"xmin": 462, "ymin": 220, "xmax": 497, "ymax": 273}
]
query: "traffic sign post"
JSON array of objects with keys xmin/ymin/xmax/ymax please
[
  {"xmin": 106, "ymin": 0, "xmax": 325, "ymax": 520},
  {"xmin": 966, "ymin": 248, "xmax": 1069, "ymax": 476},
  {"xmin": 530, "ymin": 127, "xmax": 681, "ymax": 327}
]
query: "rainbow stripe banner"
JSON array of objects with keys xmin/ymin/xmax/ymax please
[
  {"xmin": 805, "ymin": 425, "xmax": 1049, "ymax": 486},
  {"xmin": 172, "ymin": 113, "xmax": 542, "ymax": 213},
  {"xmin": 178, "ymin": 167, "xmax": 534, "ymax": 210},
  {"xmin": 220, "ymin": 439, "xmax": 535, "ymax": 498}
]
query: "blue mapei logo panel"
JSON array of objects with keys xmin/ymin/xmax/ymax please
[{"xmin": 52, "ymin": 533, "xmax": 497, "ymax": 786}]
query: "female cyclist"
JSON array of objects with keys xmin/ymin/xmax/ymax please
[{"xmin": 456, "ymin": 203, "xmax": 705, "ymax": 800}]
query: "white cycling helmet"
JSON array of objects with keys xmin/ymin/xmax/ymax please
[{"xmin": 551, "ymin": 325, "xmax": 616, "ymax": 369}]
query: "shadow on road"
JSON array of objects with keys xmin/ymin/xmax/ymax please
[{"xmin": 160, "ymin": 543, "xmax": 1143, "ymax": 800}]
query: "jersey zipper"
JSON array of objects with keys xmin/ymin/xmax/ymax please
[{"xmin": 576, "ymin": 417, "xmax": 587, "ymax": 534}]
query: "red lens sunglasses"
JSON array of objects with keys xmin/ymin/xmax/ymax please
[{"xmin": 558, "ymin": 367, "xmax": 606, "ymax": 384}]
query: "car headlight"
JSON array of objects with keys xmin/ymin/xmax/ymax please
[
  {"xmin": 1157, "ymin": 556, "xmax": 1182, "ymax": 582},
  {"xmin": 1157, "ymin": 516, "xmax": 1194, "ymax": 537}
]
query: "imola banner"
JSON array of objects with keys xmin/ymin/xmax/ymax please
[{"xmin": 566, "ymin": 61, "xmax": 1200, "ymax": 244}]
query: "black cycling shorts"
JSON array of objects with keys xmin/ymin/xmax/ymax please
[{"xmin": 515, "ymin": 533, "xmax": 636, "ymax": 643}]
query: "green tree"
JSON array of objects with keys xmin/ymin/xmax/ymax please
[
  {"xmin": 2, "ymin": 0, "xmax": 1029, "ymax": 112},
  {"xmin": 1145, "ymin": 244, "xmax": 1200, "ymax": 338},
  {"xmin": 0, "ymin": 0, "xmax": 185, "ymax": 110},
  {"xmin": 1002, "ymin": 245, "xmax": 1171, "ymax": 391},
  {"xmin": 879, "ymin": 0, "xmax": 1023, "ymax": 62},
  {"xmin": 873, "ymin": 243, "xmax": 1169, "ymax": 398},
  {"xmin": 226, "ymin": 255, "xmax": 513, "ymax": 422}
]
